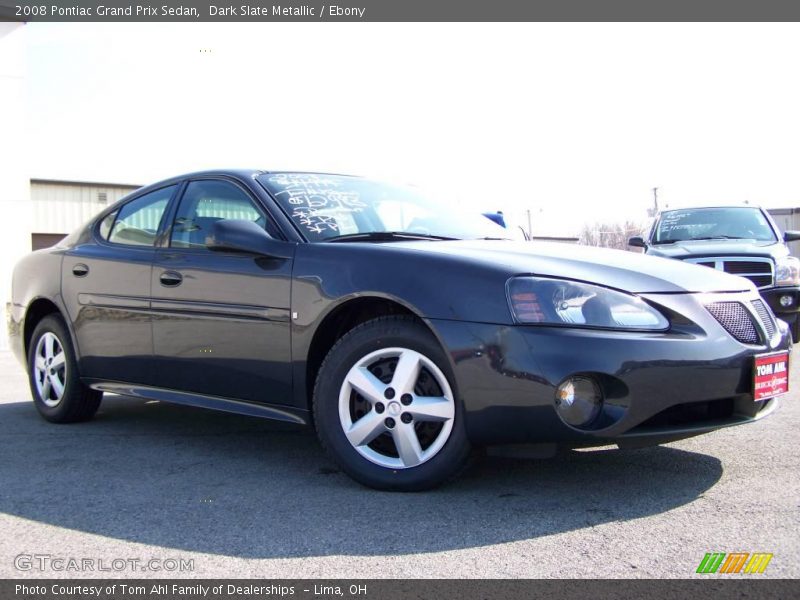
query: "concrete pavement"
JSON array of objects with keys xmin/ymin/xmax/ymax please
[{"xmin": 0, "ymin": 350, "xmax": 797, "ymax": 578}]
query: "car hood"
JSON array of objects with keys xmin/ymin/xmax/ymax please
[
  {"xmin": 646, "ymin": 239, "xmax": 783, "ymax": 260},
  {"xmin": 390, "ymin": 240, "xmax": 753, "ymax": 294}
]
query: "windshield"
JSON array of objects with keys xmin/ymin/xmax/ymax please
[
  {"xmin": 653, "ymin": 207, "xmax": 776, "ymax": 244},
  {"xmin": 258, "ymin": 173, "xmax": 513, "ymax": 242}
]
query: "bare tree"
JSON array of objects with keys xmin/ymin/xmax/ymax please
[{"xmin": 580, "ymin": 220, "xmax": 645, "ymax": 251}]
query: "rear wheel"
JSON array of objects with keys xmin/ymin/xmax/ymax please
[
  {"xmin": 28, "ymin": 315, "xmax": 102, "ymax": 423},
  {"xmin": 313, "ymin": 316, "xmax": 471, "ymax": 491}
]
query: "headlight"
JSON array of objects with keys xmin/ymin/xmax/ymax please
[
  {"xmin": 507, "ymin": 277, "xmax": 669, "ymax": 331},
  {"xmin": 775, "ymin": 256, "xmax": 800, "ymax": 287}
]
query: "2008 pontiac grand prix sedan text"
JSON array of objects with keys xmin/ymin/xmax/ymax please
[{"xmin": 8, "ymin": 170, "xmax": 792, "ymax": 490}]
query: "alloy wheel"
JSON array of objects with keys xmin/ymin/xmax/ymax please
[
  {"xmin": 33, "ymin": 332, "xmax": 68, "ymax": 408},
  {"xmin": 338, "ymin": 347, "xmax": 455, "ymax": 469}
]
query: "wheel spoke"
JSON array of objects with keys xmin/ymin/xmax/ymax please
[
  {"xmin": 50, "ymin": 374, "xmax": 65, "ymax": 399},
  {"xmin": 345, "ymin": 410, "xmax": 386, "ymax": 447},
  {"xmin": 41, "ymin": 376, "xmax": 52, "ymax": 400},
  {"xmin": 391, "ymin": 350, "xmax": 421, "ymax": 395},
  {"xmin": 44, "ymin": 334, "xmax": 55, "ymax": 360},
  {"xmin": 408, "ymin": 396, "xmax": 454, "ymax": 422},
  {"xmin": 50, "ymin": 352, "xmax": 66, "ymax": 370},
  {"xmin": 339, "ymin": 345, "xmax": 456, "ymax": 471},
  {"xmin": 35, "ymin": 355, "xmax": 46, "ymax": 372},
  {"xmin": 392, "ymin": 425, "xmax": 424, "ymax": 468},
  {"xmin": 346, "ymin": 367, "xmax": 386, "ymax": 404}
]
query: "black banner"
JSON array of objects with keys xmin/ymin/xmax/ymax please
[
  {"xmin": 4, "ymin": 0, "xmax": 800, "ymax": 22},
  {"xmin": 2, "ymin": 580, "xmax": 799, "ymax": 600}
]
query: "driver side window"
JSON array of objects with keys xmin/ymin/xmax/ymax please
[{"xmin": 170, "ymin": 180, "xmax": 271, "ymax": 249}]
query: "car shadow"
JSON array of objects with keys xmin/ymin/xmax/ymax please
[{"xmin": 0, "ymin": 395, "xmax": 723, "ymax": 559}]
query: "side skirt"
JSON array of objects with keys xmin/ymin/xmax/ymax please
[{"xmin": 82, "ymin": 379, "xmax": 309, "ymax": 425}]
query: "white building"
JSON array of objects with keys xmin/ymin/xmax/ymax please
[
  {"xmin": 30, "ymin": 179, "xmax": 140, "ymax": 250},
  {"xmin": 0, "ymin": 21, "xmax": 31, "ymax": 351}
]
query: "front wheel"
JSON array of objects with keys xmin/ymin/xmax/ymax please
[
  {"xmin": 28, "ymin": 315, "xmax": 103, "ymax": 423},
  {"xmin": 313, "ymin": 316, "xmax": 471, "ymax": 491}
]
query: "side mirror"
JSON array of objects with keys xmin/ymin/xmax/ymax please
[
  {"xmin": 628, "ymin": 236, "xmax": 647, "ymax": 248},
  {"xmin": 784, "ymin": 231, "xmax": 800, "ymax": 243},
  {"xmin": 206, "ymin": 220, "xmax": 293, "ymax": 259}
]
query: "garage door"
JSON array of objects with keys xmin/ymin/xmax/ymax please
[{"xmin": 31, "ymin": 233, "xmax": 67, "ymax": 251}]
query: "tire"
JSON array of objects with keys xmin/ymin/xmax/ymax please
[
  {"xmin": 791, "ymin": 318, "xmax": 799, "ymax": 344},
  {"xmin": 27, "ymin": 314, "xmax": 103, "ymax": 423},
  {"xmin": 313, "ymin": 316, "xmax": 471, "ymax": 491}
]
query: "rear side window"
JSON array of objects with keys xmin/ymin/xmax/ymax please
[
  {"xmin": 107, "ymin": 186, "xmax": 176, "ymax": 246},
  {"xmin": 170, "ymin": 180, "xmax": 272, "ymax": 249}
]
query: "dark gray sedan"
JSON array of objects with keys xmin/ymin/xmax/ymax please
[{"xmin": 8, "ymin": 170, "xmax": 791, "ymax": 490}]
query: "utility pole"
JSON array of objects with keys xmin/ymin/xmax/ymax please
[
  {"xmin": 652, "ymin": 187, "xmax": 659, "ymax": 214},
  {"xmin": 526, "ymin": 209, "xmax": 532, "ymax": 239}
]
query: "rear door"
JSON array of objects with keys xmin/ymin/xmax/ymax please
[
  {"xmin": 61, "ymin": 185, "xmax": 177, "ymax": 382},
  {"xmin": 149, "ymin": 177, "xmax": 294, "ymax": 405}
]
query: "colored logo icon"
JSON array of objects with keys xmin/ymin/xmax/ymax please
[{"xmin": 696, "ymin": 552, "xmax": 773, "ymax": 574}]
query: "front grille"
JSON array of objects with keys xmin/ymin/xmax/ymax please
[
  {"xmin": 724, "ymin": 261, "xmax": 771, "ymax": 275},
  {"xmin": 705, "ymin": 301, "xmax": 759, "ymax": 344},
  {"xmin": 745, "ymin": 274, "xmax": 774, "ymax": 288},
  {"xmin": 634, "ymin": 398, "xmax": 735, "ymax": 430},
  {"xmin": 752, "ymin": 299, "xmax": 777, "ymax": 339},
  {"xmin": 685, "ymin": 257, "xmax": 774, "ymax": 289}
]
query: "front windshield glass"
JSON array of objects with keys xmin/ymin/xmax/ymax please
[
  {"xmin": 258, "ymin": 173, "xmax": 512, "ymax": 242},
  {"xmin": 653, "ymin": 207, "xmax": 776, "ymax": 244}
]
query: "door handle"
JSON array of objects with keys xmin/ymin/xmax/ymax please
[
  {"xmin": 72, "ymin": 263, "xmax": 89, "ymax": 277},
  {"xmin": 159, "ymin": 271, "xmax": 183, "ymax": 287}
]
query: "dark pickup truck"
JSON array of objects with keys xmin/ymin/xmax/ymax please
[{"xmin": 630, "ymin": 205, "xmax": 800, "ymax": 341}]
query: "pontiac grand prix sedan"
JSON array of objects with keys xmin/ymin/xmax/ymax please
[{"xmin": 8, "ymin": 170, "xmax": 792, "ymax": 490}]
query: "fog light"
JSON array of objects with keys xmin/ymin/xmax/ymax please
[
  {"xmin": 780, "ymin": 294, "xmax": 793, "ymax": 307},
  {"xmin": 555, "ymin": 376, "xmax": 602, "ymax": 427}
]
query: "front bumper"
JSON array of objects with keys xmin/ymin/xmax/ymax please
[
  {"xmin": 428, "ymin": 292, "xmax": 790, "ymax": 448},
  {"xmin": 761, "ymin": 286, "xmax": 800, "ymax": 323},
  {"xmin": 6, "ymin": 301, "xmax": 25, "ymax": 366}
]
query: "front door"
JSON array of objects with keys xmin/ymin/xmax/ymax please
[
  {"xmin": 149, "ymin": 178, "xmax": 294, "ymax": 405},
  {"xmin": 61, "ymin": 185, "xmax": 177, "ymax": 383}
]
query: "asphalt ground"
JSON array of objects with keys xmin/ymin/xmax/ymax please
[{"xmin": 0, "ymin": 349, "xmax": 797, "ymax": 578}]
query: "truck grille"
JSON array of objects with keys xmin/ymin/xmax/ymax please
[
  {"xmin": 704, "ymin": 299, "xmax": 778, "ymax": 344},
  {"xmin": 685, "ymin": 257, "xmax": 774, "ymax": 289}
]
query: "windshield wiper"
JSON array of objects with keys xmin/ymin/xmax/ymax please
[
  {"xmin": 473, "ymin": 236, "xmax": 513, "ymax": 241},
  {"xmin": 653, "ymin": 235, "xmax": 748, "ymax": 244},
  {"xmin": 325, "ymin": 231, "xmax": 459, "ymax": 243}
]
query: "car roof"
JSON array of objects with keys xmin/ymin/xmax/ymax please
[
  {"xmin": 127, "ymin": 169, "xmax": 360, "ymax": 197},
  {"xmin": 658, "ymin": 205, "xmax": 768, "ymax": 217},
  {"xmin": 659, "ymin": 203, "xmax": 765, "ymax": 212}
]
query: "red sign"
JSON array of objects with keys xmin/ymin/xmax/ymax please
[{"xmin": 753, "ymin": 352, "xmax": 790, "ymax": 400}]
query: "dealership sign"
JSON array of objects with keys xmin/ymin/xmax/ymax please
[{"xmin": 753, "ymin": 352, "xmax": 789, "ymax": 400}]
